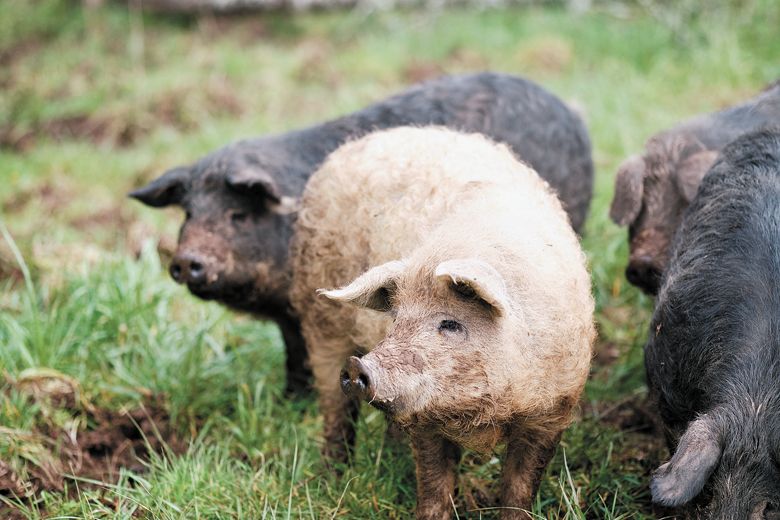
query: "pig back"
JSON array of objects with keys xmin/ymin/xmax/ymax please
[
  {"xmin": 646, "ymin": 129, "xmax": 780, "ymax": 427},
  {"xmin": 290, "ymin": 127, "xmax": 537, "ymax": 350},
  {"xmin": 292, "ymin": 127, "xmax": 594, "ymax": 407}
]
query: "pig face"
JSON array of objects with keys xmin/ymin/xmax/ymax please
[
  {"xmin": 322, "ymin": 258, "xmax": 511, "ymax": 426},
  {"xmin": 652, "ymin": 413, "xmax": 780, "ymax": 519},
  {"xmin": 129, "ymin": 149, "xmax": 299, "ymax": 315},
  {"xmin": 609, "ymin": 140, "xmax": 719, "ymax": 295}
]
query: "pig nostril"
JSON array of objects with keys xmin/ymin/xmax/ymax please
[
  {"xmin": 357, "ymin": 373, "xmax": 369, "ymax": 392},
  {"xmin": 189, "ymin": 261, "xmax": 204, "ymax": 279},
  {"xmin": 170, "ymin": 263, "xmax": 183, "ymax": 282},
  {"xmin": 340, "ymin": 369, "xmax": 351, "ymax": 392}
]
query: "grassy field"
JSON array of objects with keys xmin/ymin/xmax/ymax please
[{"xmin": 1, "ymin": 0, "xmax": 779, "ymax": 517}]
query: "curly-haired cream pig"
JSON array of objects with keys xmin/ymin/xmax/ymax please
[{"xmin": 290, "ymin": 127, "xmax": 594, "ymax": 519}]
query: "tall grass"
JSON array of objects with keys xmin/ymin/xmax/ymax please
[{"xmin": 1, "ymin": 0, "xmax": 778, "ymax": 517}]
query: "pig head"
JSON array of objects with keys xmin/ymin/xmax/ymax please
[
  {"xmin": 322, "ymin": 257, "xmax": 515, "ymax": 445},
  {"xmin": 129, "ymin": 143, "xmax": 312, "ymax": 394},
  {"xmin": 610, "ymin": 138, "xmax": 718, "ymax": 295},
  {"xmin": 651, "ymin": 411, "xmax": 780, "ymax": 519},
  {"xmin": 129, "ymin": 149, "xmax": 300, "ymax": 314}
]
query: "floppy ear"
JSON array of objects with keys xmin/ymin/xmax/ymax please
[
  {"xmin": 225, "ymin": 167, "xmax": 282, "ymax": 204},
  {"xmin": 651, "ymin": 415, "xmax": 722, "ymax": 507},
  {"xmin": 609, "ymin": 155, "xmax": 646, "ymax": 226},
  {"xmin": 128, "ymin": 166, "xmax": 190, "ymax": 207},
  {"xmin": 318, "ymin": 260, "xmax": 406, "ymax": 312},
  {"xmin": 674, "ymin": 150, "xmax": 719, "ymax": 203},
  {"xmin": 435, "ymin": 258, "xmax": 510, "ymax": 317}
]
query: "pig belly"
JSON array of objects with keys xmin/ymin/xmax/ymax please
[{"xmin": 441, "ymin": 422, "xmax": 506, "ymax": 454}]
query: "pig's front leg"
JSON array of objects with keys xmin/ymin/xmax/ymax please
[
  {"xmin": 307, "ymin": 335, "xmax": 359, "ymax": 464},
  {"xmin": 410, "ymin": 431, "xmax": 461, "ymax": 520},
  {"xmin": 499, "ymin": 427, "xmax": 562, "ymax": 520},
  {"xmin": 276, "ymin": 314, "xmax": 312, "ymax": 396}
]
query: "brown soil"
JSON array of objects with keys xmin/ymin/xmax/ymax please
[
  {"xmin": 0, "ymin": 84, "xmax": 243, "ymax": 153},
  {"xmin": 0, "ymin": 254, "xmax": 23, "ymax": 284},
  {"xmin": 0, "ymin": 39, "xmax": 43, "ymax": 69},
  {"xmin": 0, "ymin": 375, "xmax": 187, "ymax": 513},
  {"xmin": 3, "ymin": 181, "xmax": 71, "ymax": 216}
]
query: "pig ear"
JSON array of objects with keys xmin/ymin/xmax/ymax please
[
  {"xmin": 674, "ymin": 150, "xmax": 719, "ymax": 203},
  {"xmin": 225, "ymin": 167, "xmax": 282, "ymax": 204},
  {"xmin": 651, "ymin": 415, "xmax": 722, "ymax": 507},
  {"xmin": 435, "ymin": 258, "xmax": 510, "ymax": 317},
  {"xmin": 609, "ymin": 155, "xmax": 646, "ymax": 226},
  {"xmin": 318, "ymin": 260, "xmax": 407, "ymax": 312},
  {"xmin": 128, "ymin": 166, "xmax": 190, "ymax": 207}
]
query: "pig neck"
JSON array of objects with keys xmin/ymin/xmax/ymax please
[
  {"xmin": 269, "ymin": 107, "xmax": 454, "ymax": 292},
  {"xmin": 277, "ymin": 86, "xmax": 463, "ymax": 176}
]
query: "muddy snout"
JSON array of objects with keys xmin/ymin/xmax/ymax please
[
  {"xmin": 625, "ymin": 254, "xmax": 663, "ymax": 295},
  {"xmin": 340, "ymin": 356, "xmax": 375, "ymax": 400},
  {"xmin": 169, "ymin": 250, "xmax": 212, "ymax": 287}
]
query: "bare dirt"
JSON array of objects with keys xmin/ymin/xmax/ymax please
[
  {"xmin": 0, "ymin": 84, "xmax": 243, "ymax": 152},
  {"xmin": 0, "ymin": 374, "xmax": 187, "ymax": 515}
]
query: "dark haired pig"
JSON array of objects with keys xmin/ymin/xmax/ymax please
[
  {"xmin": 645, "ymin": 128, "xmax": 780, "ymax": 518},
  {"xmin": 291, "ymin": 127, "xmax": 594, "ymax": 519},
  {"xmin": 129, "ymin": 72, "xmax": 594, "ymax": 394},
  {"xmin": 610, "ymin": 81, "xmax": 780, "ymax": 295}
]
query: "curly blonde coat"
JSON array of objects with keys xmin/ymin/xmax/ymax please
[{"xmin": 290, "ymin": 127, "xmax": 594, "ymax": 519}]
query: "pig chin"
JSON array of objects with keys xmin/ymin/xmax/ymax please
[
  {"xmin": 187, "ymin": 274, "xmax": 264, "ymax": 310},
  {"xmin": 362, "ymin": 359, "xmax": 436, "ymax": 420}
]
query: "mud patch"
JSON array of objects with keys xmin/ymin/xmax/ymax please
[
  {"xmin": 3, "ymin": 181, "xmax": 71, "ymax": 216},
  {"xmin": 0, "ymin": 254, "xmax": 23, "ymax": 285},
  {"xmin": 0, "ymin": 82, "xmax": 243, "ymax": 152},
  {"xmin": 0, "ymin": 371, "xmax": 186, "ymax": 511},
  {"xmin": 514, "ymin": 36, "xmax": 572, "ymax": 74},
  {"xmin": 593, "ymin": 339, "xmax": 622, "ymax": 366},
  {"xmin": 401, "ymin": 47, "xmax": 488, "ymax": 85},
  {"xmin": 584, "ymin": 393, "xmax": 662, "ymax": 436},
  {"xmin": 402, "ymin": 60, "xmax": 446, "ymax": 84}
]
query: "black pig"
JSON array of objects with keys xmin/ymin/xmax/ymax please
[
  {"xmin": 610, "ymin": 80, "xmax": 780, "ymax": 295},
  {"xmin": 129, "ymin": 72, "xmax": 594, "ymax": 394},
  {"xmin": 645, "ymin": 127, "xmax": 780, "ymax": 518}
]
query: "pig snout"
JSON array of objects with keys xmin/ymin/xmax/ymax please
[
  {"xmin": 340, "ymin": 356, "xmax": 375, "ymax": 401},
  {"xmin": 625, "ymin": 254, "xmax": 663, "ymax": 295},
  {"xmin": 170, "ymin": 251, "xmax": 211, "ymax": 286}
]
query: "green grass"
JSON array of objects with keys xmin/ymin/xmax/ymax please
[{"xmin": 1, "ymin": 0, "xmax": 779, "ymax": 517}]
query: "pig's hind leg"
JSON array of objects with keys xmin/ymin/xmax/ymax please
[
  {"xmin": 411, "ymin": 431, "xmax": 462, "ymax": 520},
  {"xmin": 499, "ymin": 426, "xmax": 563, "ymax": 520}
]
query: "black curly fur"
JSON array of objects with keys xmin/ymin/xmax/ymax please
[{"xmin": 646, "ymin": 127, "xmax": 780, "ymax": 518}]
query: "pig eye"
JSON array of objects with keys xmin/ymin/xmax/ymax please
[
  {"xmin": 231, "ymin": 211, "xmax": 248, "ymax": 223},
  {"xmin": 184, "ymin": 210, "xmax": 192, "ymax": 220},
  {"xmin": 438, "ymin": 319, "xmax": 463, "ymax": 334}
]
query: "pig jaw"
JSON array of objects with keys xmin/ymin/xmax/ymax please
[
  {"xmin": 354, "ymin": 341, "xmax": 505, "ymax": 440},
  {"xmin": 698, "ymin": 446, "xmax": 780, "ymax": 520},
  {"xmin": 656, "ymin": 407, "xmax": 780, "ymax": 518},
  {"xmin": 170, "ymin": 214, "xmax": 294, "ymax": 316},
  {"xmin": 350, "ymin": 349, "xmax": 437, "ymax": 419}
]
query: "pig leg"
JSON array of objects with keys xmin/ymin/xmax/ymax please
[
  {"xmin": 308, "ymin": 336, "xmax": 360, "ymax": 463},
  {"xmin": 499, "ymin": 427, "xmax": 562, "ymax": 520},
  {"xmin": 410, "ymin": 431, "xmax": 461, "ymax": 520},
  {"xmin": 277, "ymin": 315, "xmax": 312, "ymax": 396}
]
